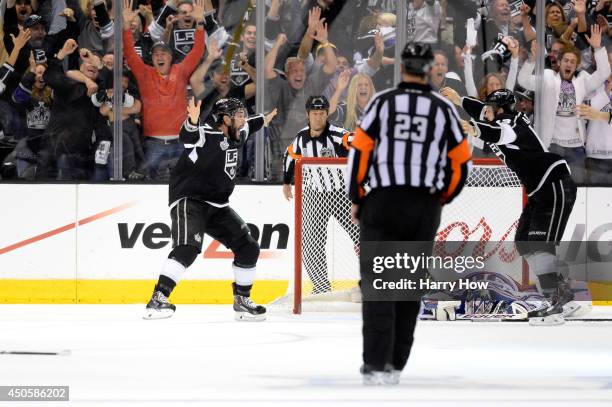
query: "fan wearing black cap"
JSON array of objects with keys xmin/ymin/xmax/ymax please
[
  {"xmin": 347, "ymin": 43, "xmax": 471, "ymax": 385},
  {"xmin": 445, "ymin": 86, "xmax": 582, "ymax": 325},
  {"xmin": 2, "ymin": 14, "xmax": 50, "ymax": 97},
  {"xmin": 143, "ymin": 97, "xmax": 269, "ymax": 322},
  {"xmin": 282, "ymin": 95, "xmax": 354, "ymax": 294}
]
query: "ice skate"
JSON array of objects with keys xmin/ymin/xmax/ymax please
[
  {"xmin": 233, "ymin": 294, "xmax": 266, "ymax": 321},
  {"xmin": 360, "ymin": 365, "xmax": 385, "ymax": 386},
  {"xmin": 529, "ymin": 282, "xmax": 574, "ymax": 326},
  {"xmin": 382, "ymin": 364, "xmax": 401, "ymax": 385},
  {"xmin": 143, "ymin": 291, "xmax": 176, "ymax": 320}
]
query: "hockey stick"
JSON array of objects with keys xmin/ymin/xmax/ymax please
[
  {"xmin": 222, "ymin": 0, "xmax": 253, "ymax": 75},
  {"xmin": 0, "ymin": 350, "xmax": 71, "ymax": 356}
]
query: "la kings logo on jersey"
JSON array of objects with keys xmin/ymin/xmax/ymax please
[
  {"xmin": 224, "ymin": 148, "xmax": 238, "ymax": 179},
  {"xmin": 230, "ymin": 59, "xmax": 250, "ymax": 87},
  {"xmin": 173, "ymin": 29, "xmax": 195, "ymax": 56},
  {"xmin": 33, "ymin": 48, "xmax": 47, "ymax": 64}
]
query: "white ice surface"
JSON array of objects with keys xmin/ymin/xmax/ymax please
[{"xmin": 1, "ymin": 305, "xmax": 612, "ymax": 407}]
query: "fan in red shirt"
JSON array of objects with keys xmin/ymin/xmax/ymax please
[{"xmin": 122, "ymin": 0, "xmax": 205, "ymax": 179}]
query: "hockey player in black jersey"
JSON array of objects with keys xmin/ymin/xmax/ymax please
[
  {"xmin": 442, "ymin": 87, "xmax": 582, "ymax": 325},
  {"xmin": 144, "ymin": 97, "xmax": 267, "ymax": 321}
]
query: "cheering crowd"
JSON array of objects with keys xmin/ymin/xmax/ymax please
[{"xmin": 0, "ymin": 0, "xmax": 610, "ymax": 183}]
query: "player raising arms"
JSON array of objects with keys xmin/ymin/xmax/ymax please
[
  {"xmin": 144, "ymin": 97, "xmax": 270, "ymax": 321},
  {"xmin": 441, "ymin": 87, "xmax": 582, "ymax": 325}
]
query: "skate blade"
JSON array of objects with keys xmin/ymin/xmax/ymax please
[
  {"xmin": 563, "ymin": 301, "xmax": 592, "ymax": 318},
  {"xmin": 362, "ymin": 374, "xmax": 385, "ymax": 386},
  {"xmin": 235, "ymin": 312, "xmax": 266, "ymax": 322},
  {"xmin": 143, "ymin": 308, "xmax": 175, "ymax": 320},
  {"xmin": 529, "ymin": 314, "xmax": 565, "ymax": 326}
]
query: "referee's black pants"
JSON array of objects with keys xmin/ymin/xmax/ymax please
[{"xmin": 359, "ymin": 187, "xmax": 442, "ymax": 372}]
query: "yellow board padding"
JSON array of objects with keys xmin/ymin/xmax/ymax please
[
  {"xmin": 0, "ymin": 280, "xmax": 289, "ymax": 304},
  {"xmin": 0, "ymin": 279, "xmax": 611, "ymax": 305}
]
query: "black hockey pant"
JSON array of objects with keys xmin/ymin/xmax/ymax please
[{"xmin": 359, "ymin": 187, "xmax": 442, "ymax": 372}]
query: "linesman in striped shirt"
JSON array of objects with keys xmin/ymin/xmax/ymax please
[
  {"xmin": 346, "ymin": 43, "xmax": 472, "ymax": 385},
  {"xmin": 283, "ymin": 95, "xmax": 355, "ymax": 294}
]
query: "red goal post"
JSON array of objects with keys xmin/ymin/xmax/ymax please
[{"xmin": 292, "ymin": 157, "xmax": 527, "ymax": 314}]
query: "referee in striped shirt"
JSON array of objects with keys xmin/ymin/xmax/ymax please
[
  {"xmin": 283, "ymin": 95, "xmax": 355, "ymax": 294},
  {"xmin": 346, "ymin": 43, "xmax": 472, "ymax": 385}
]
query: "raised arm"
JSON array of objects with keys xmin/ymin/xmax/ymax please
[
  {"xmin": 178, "ymin": 0, "xmax": 206, "ymax": 82},
  {"xmin": 180, "ymin": 97, "xmax": 204, "ymax": 145},
  {"xmin": 265, "ymin": 33, "xmax": 286, "ymax": 79},
  {"xmin": 517, "ymin": 40, "xmax": 537, "ymax": 91},
  {"xmin": 6, "ymin": 26, "xmax": 30, "ymax": 67},
  {"xmin": 364, "ymin": 32, "xmax": 384, "ymax": 73},
  {"xmin": 148, "ymin": 0, "xmax": 177, "ymax": 42},
  {"xmin": 462, "ymin": 46, "xmax": 478, "ymax": 98},
  {"xmin": 329, "ymin": 69, "xmax": 350, "ymax": 115},
  {"xmin": 584, "ymin": 25, "xmax": 611, "ymax": 94},
  {"xmin": 504, "ymin": 37, "xmax": 520, "ymax": 91},
  {"xmin": 297, "ymin": 6, "xmax": 320, "ymax": 61},
  {"xmin": 574, "ymin": 0, "xmax": 588, "ymax": 34},
  {"xmin": 123, "ymin": 0, "xmax": 147, "ymax": 74},
  {"xmin": 44, "ymin": 39, "xmax": 80, "ymax": 94},
  {"xmin": 189, "ymin": 37, "xmax": 221, "ymax": 98},
  {"xmin": 521, "ymin": 3, "xmax": 536, "ymax": 43}
]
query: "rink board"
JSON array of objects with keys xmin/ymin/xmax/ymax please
[{"xmin": 0, "ymin": 184, "xmax": 611, "ymax": 304}]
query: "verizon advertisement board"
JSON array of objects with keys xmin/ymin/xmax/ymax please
[{"xmin": 0, "ymin": 184, "xmax": 610, "ymax": 299}]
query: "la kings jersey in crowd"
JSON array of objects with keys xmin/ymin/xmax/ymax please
[
  {"xmin": 282, "ymin": 122, "xmax": 352, "ymax": 185},
  {"xmin": 461, "ymin": 97, "xmax": 570, "ymax": 196},
  {"xmin": 169, "ymin": 115, "xmax": 264, "ymax": 206}
]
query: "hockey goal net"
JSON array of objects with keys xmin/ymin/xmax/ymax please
[{"xmin": 284, "ymin": 157, "xmax": 526, "ymax": 314}]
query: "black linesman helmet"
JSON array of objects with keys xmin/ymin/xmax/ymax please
[
  {"xmin": 401, "ymin": 42, "xmax": 434, "ymax": 76},
  {"xmin": 211, "ymin": 97, "xmax": 246, "ymax": 123},
  {"xmin": 485, "ymin": 89, "xmax": 516, "ymax": 114},
  {"xmin": 305, "ymin": 95, "xmax": 330, "ymax": 112}
]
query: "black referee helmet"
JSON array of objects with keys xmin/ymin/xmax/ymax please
[
  {"xmin": 485, "ymin": 89, "xmax": 516, "ymax": 114},
  {"xmin": 401, "ymin": 42, "xmax": 434, "ymax": 76},
  {"xmin": 305, "ymin": 95, "xmax": 330, "ymax": 112},
  {"xmin": 211, "ymin": 97, "xmax": 246, "ymax": 123}
]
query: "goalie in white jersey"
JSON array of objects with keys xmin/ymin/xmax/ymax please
[{"xmin": 282, "ymin": 95, "xmax": 356, "ymax": 294}]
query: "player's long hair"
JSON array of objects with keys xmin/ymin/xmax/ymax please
[{"xmin": 345, "ymin": 74, "xmax": 375, "ymax": 131}]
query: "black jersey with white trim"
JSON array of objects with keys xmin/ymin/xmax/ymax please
[
  {"xmin": 169, "ymin": 114, "xmax": 264, "ymax": 206},
  {"xmin": 461, "ymin": 96, "xmax": 570, "ymax": 196}
]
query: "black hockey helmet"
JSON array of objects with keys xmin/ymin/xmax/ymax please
[
  {"xmin": 305, "ymin": 95, "xmax": 330, "ymax": 112},
  {"xmin": 211, "ymin": 97, "xmax": 246, "ymax": 123},
  {"xmin": 514, "ymin": 86, "xmax": 534, "ymax": 102},
  {"xmin": 485, "ymin": 89, "xmax": 516, "ymax": 114},
  {"xmin": 401, "ymin": 42, "xmax": 434, "ymax": 76}
]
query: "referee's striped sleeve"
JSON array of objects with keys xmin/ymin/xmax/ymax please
[
  {"xmin": 282, "ymin": 136, "xmax": 302, "ymax": 185},
  {"xmin": 346, "ymin": 127, "xmax": 375, "ymax": 204},
  {"xmin": 441, "ymin": 104, "xmax": 472, "ymax": 204}
]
